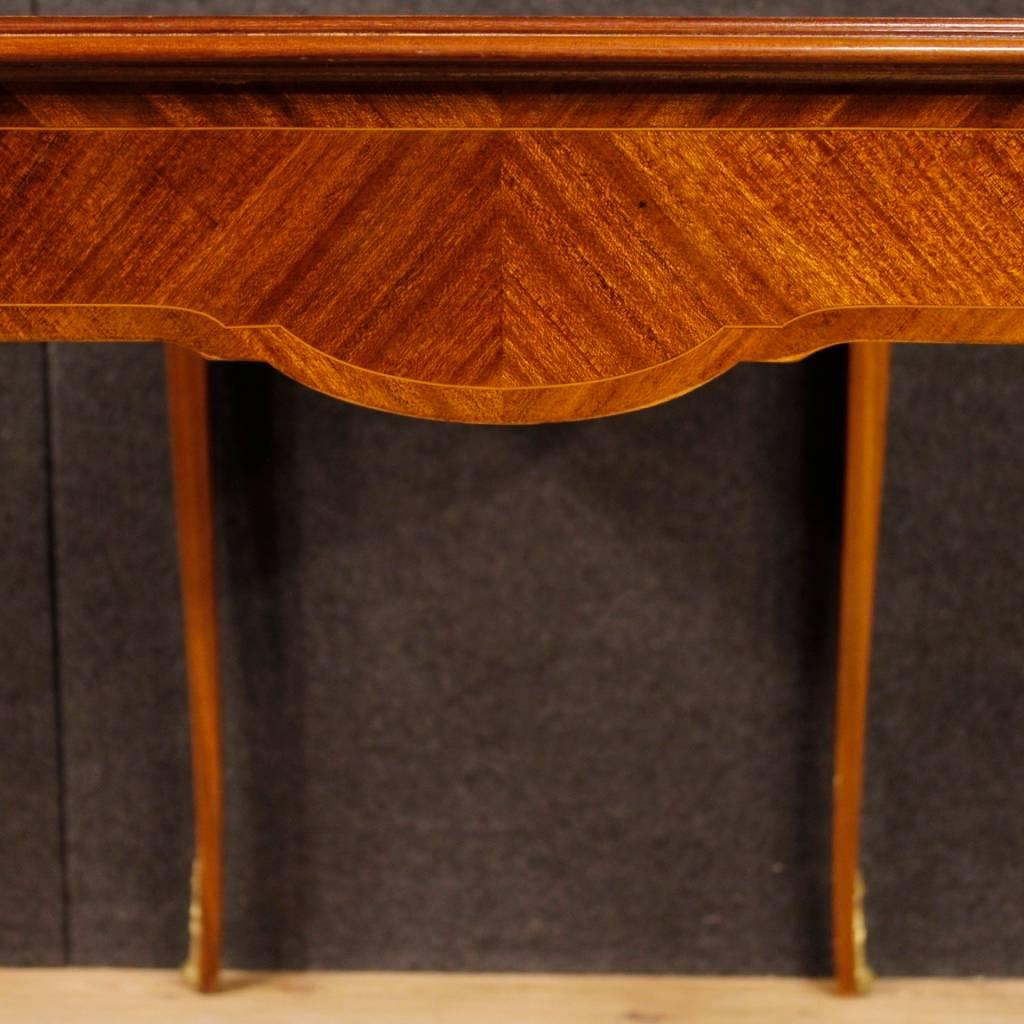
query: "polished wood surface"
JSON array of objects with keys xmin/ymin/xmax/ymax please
[
  {"xmin": 1, "ymin": 18, "xmax": 1024, "ymax": 80},
  {"xmin": 0, "ymin": 134, "xmax": 1022, "ymax": 421},
  {"xmin": 164, "ymin": 345, "xmax": 223, "ymax": 994},
  {"xmin": 4, "ymin": 971, "xmax": 1024, "ymax": 1024},
  {"xmin": 1, "ymin": 17, "xmax": 1022, "ymax": 995}
]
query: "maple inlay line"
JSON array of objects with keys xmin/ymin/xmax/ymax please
[{"xmin": 8, "ymin": 127, "xmax": 1024, "ymax": 131}]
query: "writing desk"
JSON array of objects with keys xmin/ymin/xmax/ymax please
[{"xmin": 1, "ymin": 15, "xmax": 1021, "ymax": 997}]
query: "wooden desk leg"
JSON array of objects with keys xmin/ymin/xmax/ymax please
[
  {"xmin": 832, "ymin": 341, "xmax": 891, "ymax": 995},
  {"xmin": 165, "ymin": 344, "xmax": 224, "ymax": 994}
]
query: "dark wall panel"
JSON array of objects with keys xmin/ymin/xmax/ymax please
[
  {"xmin": 0, "ymin": 344, "xmax": 63, "ymax": 965},
  {"xmin": 211, "ymin": 355, "xmax": 843, "ymax": 974},
  {"xmin": 47, "ymin": 346, "xmax": 192, "ymax": 965},
  {"xmin": 866, "ymin": 345, "xmax": 1024, "ymax": 976},
  {"xmin": 44, "ymin": 342, "xmax": 846, "ymax": 974}
]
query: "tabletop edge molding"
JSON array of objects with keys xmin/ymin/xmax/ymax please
[{"xmin": 5, "ymin": 17, "xmax": 1024, "ymax": 81}]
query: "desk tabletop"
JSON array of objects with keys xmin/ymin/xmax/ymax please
[{"xmin": 1, "ymin": 16, "xmax": 1024, "ymax": 422}]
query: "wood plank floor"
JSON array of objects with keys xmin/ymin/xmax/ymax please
[{"xmin": 3, "ymin": 971, "xmax": 1023, "ymax": 1023}]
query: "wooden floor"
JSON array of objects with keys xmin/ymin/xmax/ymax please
[{"xmin": 2, "ymin": 971, "xmax": 1023, "ymax": 1023}]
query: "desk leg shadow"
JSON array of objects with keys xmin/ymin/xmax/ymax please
[
  {"xmin": 165, "ymin": 344, "xmax": 223, "ymax": 994},
  {"xmin": 833, "ymin": 342, "xmax": 891, "ymax": 995}
]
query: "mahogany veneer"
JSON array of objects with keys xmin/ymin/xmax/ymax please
[{"xmin": 2, "ymin": 15, "xmax": 1022, "ymax": 1000}]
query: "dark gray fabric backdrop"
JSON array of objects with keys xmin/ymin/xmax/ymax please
[{"xmin": 2, "ymin": 0, "xmax": 1024, "ymax": 977}]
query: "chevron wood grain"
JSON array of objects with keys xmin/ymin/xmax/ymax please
[
  {"xmin": 0, "ymin": 21, "xmax": 1021, "ymax": 426},
  {"xmin": 2, "ymin": 15, "xmax": 1024, "ymax": 1001},
  {"xmin": 1, "ymin": 127, "xmax": 1024, "ymax": 421}
]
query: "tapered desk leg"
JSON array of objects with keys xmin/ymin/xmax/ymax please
[
  {"xmin": 165, "ymin": 344, "xmax": 224, "ymax": 994},
  {"xmin": 832, "ymin": 341, "xmax": 891, "ymax": 995}
]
